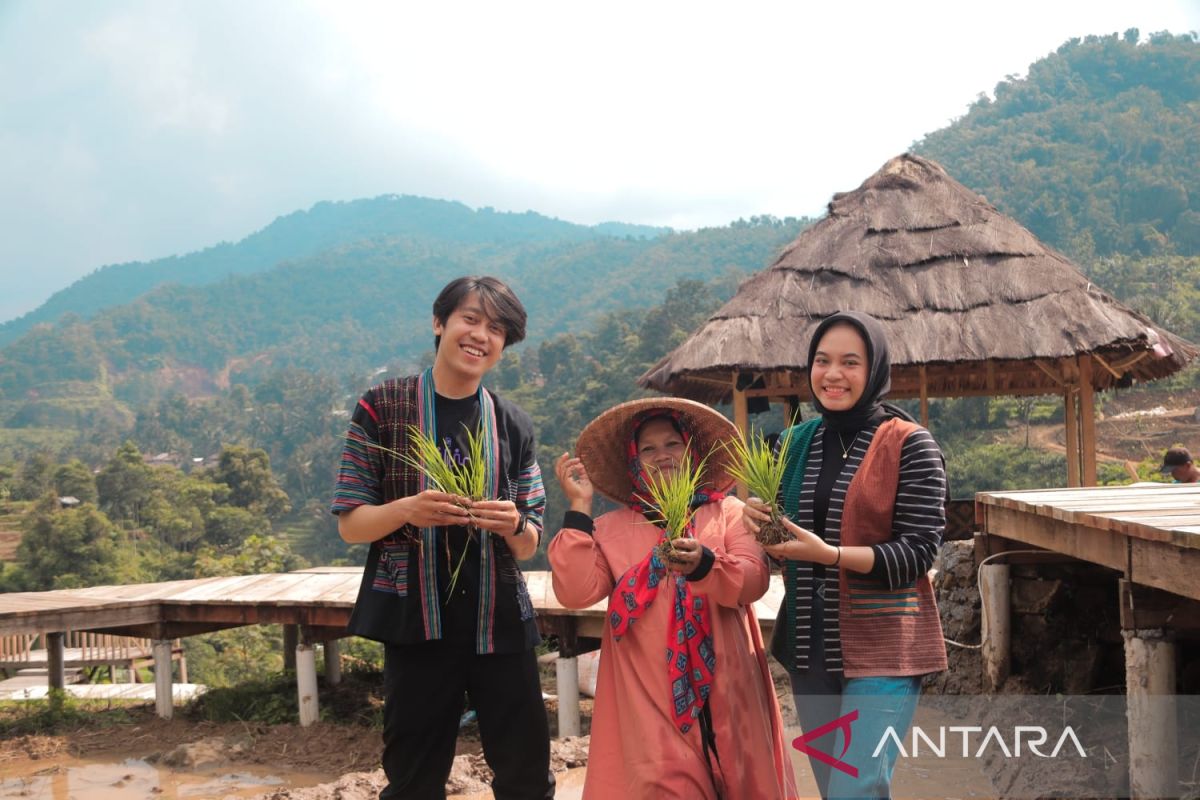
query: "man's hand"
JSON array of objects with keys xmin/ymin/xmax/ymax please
[
  {"xmin": 468, "ymin": 499, "xmax": 522, "ymax": 537},
  {"xmin": 402, "ymin": 489, "xmax": 471, "ymax": 529}
]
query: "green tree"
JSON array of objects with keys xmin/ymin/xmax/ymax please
[
  {"xmin": 17, "ymin": 495, "xmax": 124, "ymax": 589},
  {"xmin": 96, "ymin": 441, "xmax": 156, "ymax": 525},
  {"xmin": 53, "ymin": 459, "xmax": 98, "ymax": 504},
  {"xmin": 210, "ymin": 446, "xmax": 291, "ymax": 519}
]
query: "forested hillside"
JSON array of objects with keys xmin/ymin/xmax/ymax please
[
  {"xmin": 0, "ymin": 196, "xmax": 669, "ymax": 346},
  {"xmin": 915, "ymin": 31, "xmax": 1200, "ymax": 263}
]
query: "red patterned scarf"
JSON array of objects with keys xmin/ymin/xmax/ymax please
[{"xmin": 607, "ymin": 409, "xmax": 723, "ymax": 734}]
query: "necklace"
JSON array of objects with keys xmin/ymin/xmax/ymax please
[{"xmin": 836, "ymin": 431, "xmax": 856, "ymax": 459}]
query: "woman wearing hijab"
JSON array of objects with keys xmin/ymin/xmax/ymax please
[
  {"xmin": 549, "ymin": 397, "xmax": 797, "ymax": 800},
  {"xmin": 744, "ymin": 311, "xmax": 948, "ymax": 800}
]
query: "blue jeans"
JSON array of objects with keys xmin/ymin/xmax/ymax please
[{"xmin": 788, "ymin": 592, "xmax": 921, "ymax": 799}]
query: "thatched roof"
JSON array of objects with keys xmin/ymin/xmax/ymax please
[{"xmin": 640, "ymin": 154, "xmax": 1197, "ymax": 403}]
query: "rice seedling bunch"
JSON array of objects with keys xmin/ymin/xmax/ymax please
[
  {"xmin": 723, "ymin": 427, "xmax": 795, "ymax": 546},
  {"xmin": 400, "ymin": 424, "xmax": 490, "ymax": 501},
  {"xmin": 397, "ymin": 424, "xmax": 492, "ymax": 600},
  {"xmin": 641, "ymin": 449, "xmax": 710, "ymax": 560}
]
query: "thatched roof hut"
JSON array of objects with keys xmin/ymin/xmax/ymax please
[{"xmin": 639, "ymin": 154, "xmax": 1197, "ymax": 485}]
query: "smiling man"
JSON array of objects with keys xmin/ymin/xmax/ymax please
[{"xmin": 332, "ymin": 276, "xmax": 553, "ymax": 800}]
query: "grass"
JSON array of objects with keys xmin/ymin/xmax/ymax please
[
  {"xmin": 640, "ymin": 450, "xmax": 710, "ymax": 551},
  {"xmin": 723, "ymin": 426, "xmax": 795, "ymax": 545},
  {"xmin": 0, "ymin": 690, "xmax": 137, "ymax": 736}
]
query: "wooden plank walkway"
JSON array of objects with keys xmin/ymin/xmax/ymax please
[
  {"xmin": 976, "ymin": 482, "xmax": 1200, "ymax": 601},
  {"xmin": 0, "ymin": 568, "xmax": 782, "ymax": 639}
]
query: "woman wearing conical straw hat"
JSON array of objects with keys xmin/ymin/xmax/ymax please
[{"xmin": 549, "ymin": 398, "xmax": 797, "ymax": 800}]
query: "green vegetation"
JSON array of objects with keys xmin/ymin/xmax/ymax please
[
  {"xmin": 723, "ymin": 427, "xmax": 795, "ymax": 545},
  {"xmin": 641, "ymin": 450, "xmax": 710, "ymax": 548},
  {"xmin": 916, "ymin": 31, "xmax": 1200, "ymax": 264}
]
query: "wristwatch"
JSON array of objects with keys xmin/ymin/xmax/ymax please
[{"xmin": 512, "ymin": 512, "xmax": 529, "ymax": 538}]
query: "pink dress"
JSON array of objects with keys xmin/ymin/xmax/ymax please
[{"xmin": 548, "ymin": 496, "xmax": 798, "ymax": 800}]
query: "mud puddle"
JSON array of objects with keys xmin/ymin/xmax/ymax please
[{"xmin": 0, "ymin": 756, "xmax": 329, "ymax": 799}]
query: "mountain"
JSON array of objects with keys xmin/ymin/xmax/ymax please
[
  {"xmin": 914, "ymin": 31, "xmax": 1200, "ymax": 263},
  {"xmin": 0, "ymin": 217, "xmax": 807, "ymax": 411},
  {"xmin": 0, "ymin": 196, "xmax": 670, "ymax": 346}
]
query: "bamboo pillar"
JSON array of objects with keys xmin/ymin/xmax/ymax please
[
  {"xmin": 980, "ymin": 565, "xmax": 1011, "ymax": 691},
  {"xmin": 1123, "ymin": 629, "xmax": 1178, "ymax": 798},
  {"xmin": 296, "ymin": 644, "xmax": 319, "ymax": 727},
  {"xmin": 1078, "ymin": 356, "xmax": 1097, "ymax": 486},
  {"xmin": 1064, "ymin": 385, "xmax": 1080, "ymax": 487},
  {"xmin": 153, "ymin": 639, "xmax": 174, "ymax": 719}
]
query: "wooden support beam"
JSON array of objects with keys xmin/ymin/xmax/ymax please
[
  {"xmin": 731, "ymin": 372, "xmax": 748, "ymax": 434},
  {"xmin": 1091, "ymin": 353, "xmax": 1122, "ymax": 379},
  {"xmin": 1078, "ymin": 356, "xmax": 1097, "ymax": 486},
  {"xmin": 1033, "ymin": 359, "xmax": 1066, "ymax": 387},
  {"xmin": 283, "ymin": 625, "xmax": 298, "ymax": 672},
  {"xmin": 1064, "ymin": 385, "xmax": 1080, "ymax": 487},
  {"xmin": 1120, "ymin": 580, "xmax": 1200, "ymax": 634},
  {"xmin": 919, "ymin": 365, "xmax": 929, "ymax": 428},
  {"xmin": 46, "ymin": 632, "xmax": 65, "ymax": 690},
  {"xmin": 323, "ymin": 640, "xmax": 342, "ymax": 687}
]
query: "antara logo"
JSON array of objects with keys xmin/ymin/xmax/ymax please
[
  {"xmin": 874, "ymin": 726, "xmax": 1087, "ymax": 759},
  {"xmin": 792, "ymin": 710, "xmax": 1087, "ymax": 776}
]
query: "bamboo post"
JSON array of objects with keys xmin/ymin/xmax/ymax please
[
  {"xmin": 1078, "ymin": 356, "xmax": 1097, "ymax": 486},
  {"xmin": 1123, "ymin": 629, "xmax": 1177, "ymax": 798},
  {"xmin": 979, "ymin": 565, "xmax": 1010, "ymax": 690},
  {"xmin": 296, "ymin": 644, "xmax": 319, "ymax": 727},
  {"xmin": 153, "ymin": 639, "xmax": 174, "ymax": 719},
  {"xmin": 1064, "ymin": 386, "xmax": 1080, "ymax": 487},
  {"xmin": 555, "ymin": 618, "xmax": 582, "ymax": 738}
]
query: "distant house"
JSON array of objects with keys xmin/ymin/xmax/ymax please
[{"xmin": 58, "ymin": 497, "xmax": 81, "ymax": 508}]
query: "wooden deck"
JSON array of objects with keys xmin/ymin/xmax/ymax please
[
  {"xmin": 976, "ymin": 482, "xmax": 1200, "ymax": 799},
  {"xmin": 0, "ymin": 568, "xmax": 781, "ymax": 641},
  {"xmin": 975, "ymin": 482, "xmax": 1200, "ymax": 602}
]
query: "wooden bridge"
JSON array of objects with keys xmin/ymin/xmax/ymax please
[{"xmin": 0, "ymin": 566, "xmax": 779, "ymax": 732}]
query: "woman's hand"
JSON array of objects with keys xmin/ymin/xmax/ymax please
[
  {"xmin": 665, "ymin": 537, "xmax": 703, "ymax": 576},
  {"xmin": 554, "ymin": 453, "xmax": 594, "ymax": 514},
  {"xmin": 742, "ymin": 496, "xmax": 772, "ymax": 535},
  {"xmin": 763, "ymin": 516, "xmax": 838, "ymax": 565},
  {"xmin": 400, "ymin": 489, "xmax": 472, "ymax": 529}
]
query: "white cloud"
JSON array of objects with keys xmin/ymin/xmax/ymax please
[{"xmin": 0, "ymin": 0, "xmax": 1197, "ymax": 321}]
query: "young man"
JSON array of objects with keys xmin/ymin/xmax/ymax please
[
  {"xmin": 1160, "ymin": 445, "xmax": 1200, "ymax": 484},
  {"xmin": 332, "ymin": 276, "xmax": 553, "ymax": 800}
]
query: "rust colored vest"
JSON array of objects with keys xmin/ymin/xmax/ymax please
[{"xmin": 838, "ymin": 418, "xmax": 948, "ymax": 677}]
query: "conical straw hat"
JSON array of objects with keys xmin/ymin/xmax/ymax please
[{"xmin": 575, "ymin": 397, "xmax": 739, "ymax": 505}]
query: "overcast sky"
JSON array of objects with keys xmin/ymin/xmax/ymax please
[{"xmin": 1, "ymin": 1, "xmax": 1197, "ymax": 324}]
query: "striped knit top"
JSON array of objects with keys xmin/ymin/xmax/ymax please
[{"xmin": 772, "ymin": 418, "xmax": 947, "ymax": 674}]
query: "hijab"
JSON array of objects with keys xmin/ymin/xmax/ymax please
[{"xmin": 807, "ymin": 311, "xmax": 915, "ymax": 433}]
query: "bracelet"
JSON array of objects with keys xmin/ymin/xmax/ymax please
[
  {"xmin": 831, "ymin": 546, "xmax": 841, "ymax": 567},
  {"xmin": 512, "ymin": 512, "xmax": 529, "ymax": 537}
]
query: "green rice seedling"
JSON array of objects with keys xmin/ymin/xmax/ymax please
[
  {"xmin": 723, "ymin": 426, "xmax": 795, "ymax": 546},
  {"xmin": 640, "ymin": 449, "xmax": 711, "ymax": 561},
  {"xmin": 370, "ymin": 424, "xmax": 493, "ymax": 600}
]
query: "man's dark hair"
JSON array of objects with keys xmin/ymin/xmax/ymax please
[{"xmin": 432, "ymin": 276, "xmax": 527, "ymax": 351}]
